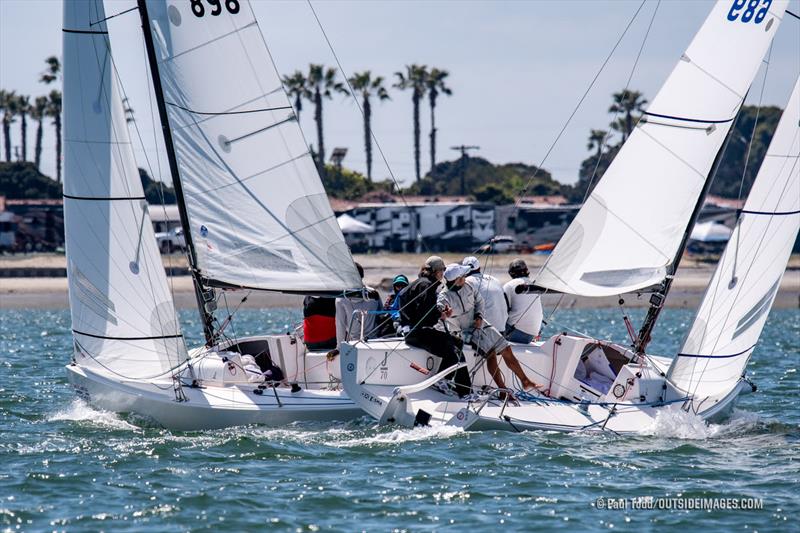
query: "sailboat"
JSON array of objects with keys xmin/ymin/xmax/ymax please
[
  {"xmin": 341, "ymin": 0, "xmax": 797, "ymax": 433},
  {"xmin": 64, "ymin": 0, "xmax": 365, "ymax": 429}
]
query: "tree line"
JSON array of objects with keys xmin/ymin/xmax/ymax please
[
  {"xmin": 0, "ymin": 57, "xmax": 62, "ymax": 181},
  {"xmin": 283, "ymin": 63, "xmax": 451, "ymax": 183}
]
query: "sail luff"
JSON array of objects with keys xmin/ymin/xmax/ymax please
[
  {"xmin": 137, "ymin": 0, "xmax": 214, "ymax": 344},
  {"xmin": 533, "ymin": 0, "xmax": 788, "ymax": 298}
]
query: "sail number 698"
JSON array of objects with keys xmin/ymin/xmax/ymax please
[
  {"xmin": 190, "ymin": 0, "xmax": 240, "ymax": 17},
  {"xmin": 727, "ymin": 0, "xmax": 772, "ymax": 23}
]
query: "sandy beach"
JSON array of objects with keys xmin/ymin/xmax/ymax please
[{"xmin": 1, "ymin": 252, "xmax": 798, "ymax": 310}]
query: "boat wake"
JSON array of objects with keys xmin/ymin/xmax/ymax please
[
  {"xmin": 326, "ymin": 424, "xmax": 463, "ymax": 448},
  {"xmin": 48, "ymin": 399, "xmax": 140, "ymax": 432}
]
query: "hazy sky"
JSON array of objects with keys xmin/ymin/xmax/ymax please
[{"xmin": 1, "ymin": 0, "xmax": 798, "ymax": 187}]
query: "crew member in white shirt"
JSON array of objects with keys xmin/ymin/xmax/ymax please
[
  {"xmin": 462, "ymin": 256, "xmax": 507, "ymax": 331},
  {"xmin": 503, "ymin": 259, "xmax": 543, "ymax": 344}
]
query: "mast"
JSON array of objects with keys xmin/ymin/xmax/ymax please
[
  {"xmin": 634, "ymin": 106, "xmax": 742, "ymax": 354},
  {"xmin": 136, "ymin": 0, "xmax": 215, "ymax": 344}
]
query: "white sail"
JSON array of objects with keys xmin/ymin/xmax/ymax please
[
  {"xmin": 64, "ymin": 0, "xmax": 186, "ymax": 379},
  {"xmin": 535, "ymin": 0, "xmax": 788, "ymax": 297},
  {"xmin": 142, "ymin": 0, "xmax": 361, "ymax": 293},
  {"xmin": 669, "ymin": 77, "xmax": 799, "ymax": 399}
]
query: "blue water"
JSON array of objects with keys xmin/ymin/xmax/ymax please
[{"xmin": 1, "ymin": 307, "xmax": 797, "ymax": 531}]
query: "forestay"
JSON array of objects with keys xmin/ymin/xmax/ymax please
[
  {"xmin": 535, "ymin": 0, "xmax": 788, "ymax": 297},
  {"xmin": 143, "ymin": 0, "xmax": 361, "ymax": 292},
  {"xmin": 63, "ymin": 0, "xmax": 187, "ymax": 379},
  {"xmin": 669, "ymin": 77, "xmax": 799, "ymax": 399}
]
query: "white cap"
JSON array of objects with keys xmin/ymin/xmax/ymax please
[
  {"xmin": 444, "ymin": 263, "xmax": 472, "ymax": 281},
  {"xmin": 462, "ymin": 256, "xmax": 480, "ymax": 272}
]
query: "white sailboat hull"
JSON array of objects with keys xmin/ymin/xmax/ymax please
[
  {"xmin": 340, "ymin": 336, "xmax": 753, "ymax": 435},
  {"xmin": 66, "ymin": 364, "xmax": 362, "ymax": 431},
  {"xmin": 66, "ymin": 334, "xmax": 364, "ymax": 430}
]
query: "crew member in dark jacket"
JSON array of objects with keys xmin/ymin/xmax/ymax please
[{"xmin": 400, "ymin": 256, "xmax": 472, "ymax": 396}]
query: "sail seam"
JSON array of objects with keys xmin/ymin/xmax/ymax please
[
  {"xmin": 73, "ymin": 329, "xmax": 183, "ymax": 341},
  {"xmin": 184, "ymin": 152, "xmax": 310, "ymax": 196}
]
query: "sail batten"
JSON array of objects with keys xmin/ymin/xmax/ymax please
[
  {"xmin": 534, "ymin": 0, "xmax": 788, "ymax": 297},
  {"xmin": 668, "ymin": 78, "xmax": 800, "ymax": 399},
  {"xmin": 142, "ymin": 0, "xmax": 361, "ymax": 293}
]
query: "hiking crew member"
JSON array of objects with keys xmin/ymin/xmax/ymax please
[
  {"xmin": 503, "ymin": 259, "xmax": 543, "ymax": 344},
  {"xmin": 437, "ymin": 263, "xmax": 540, "ymax": 396},
  {"xmin": 400, "ymin": 256, "xmax": 472, "ymax": 397}
]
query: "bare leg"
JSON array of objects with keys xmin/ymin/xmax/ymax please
[
  {"xmin": 486, "ymin": 353, "xmax": 507, "ymax": 391},
  {"xmin": 500, "ymin": 347, "xmax": 540, "ymax": 391}
]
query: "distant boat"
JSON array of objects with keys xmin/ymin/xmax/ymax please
[
  {"xmin": 63, "ymin": 0, "xmax": 365, "ymax": 429},
  {"xmin": 341, "ymin": 0, "xmax": 797, "ymax": 433}
]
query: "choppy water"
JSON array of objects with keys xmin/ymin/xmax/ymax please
[{"xmin": 1, "ymin": 307, "xmax": 797, "ymax": 531}]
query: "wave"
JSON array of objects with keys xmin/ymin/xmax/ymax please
[{"xmin": 645, "ymin": 406, "xmax": 779, "ymax": 439}]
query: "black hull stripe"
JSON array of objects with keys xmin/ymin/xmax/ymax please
[
  {"xmin": 63, "ymin": 28, "xmax": 108, "ymax": 35},
  {"xmin": 64, "ymin": 194, "xmax": 146, "ymax": 201},
  {"xmin": 643, "ymin": 111, "xmax": 734, "ymax": 124},
  {"xmin": 676, "ymin": 344, "xmax": 756, "ymax": 359},
  {"xmin": 741, "ymin": 209, "xmax": 800, "ymax": 216},
  {"xmin": 73, "ymin": 329, "xmax": 183, "ymax": 341}
]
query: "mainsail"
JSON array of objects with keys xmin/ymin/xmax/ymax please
[
  {"xmin": 535, "ymin": 0, "xmax": 788, "ymax": 297},
  {"xmin": 669, "ymin": 78, "xmax": 799, "ymax": 399},
  {"xmin": 141, "ymin": 0, "xmax": 362, "ymax": 293},
  {"xmin": 63, "ymin": 0, "xmax": 187, "ymax": 379}
]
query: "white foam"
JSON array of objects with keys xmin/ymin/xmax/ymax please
[
  {"xmin": 328, "ymin": 424, "xmax": 463, "ymax": 448},
  {"xmin": 48, "ymin": 399, "xmax": 140, "ymax": 431},
  {"xmin": 644, "ymin": 405, "xmax": 762, "ymax": 439}
]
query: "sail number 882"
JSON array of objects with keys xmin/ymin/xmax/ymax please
[
  {"xmin": 727, "ymin": 0, "xmax": 772, "ymax": 23},
  {"xmin": 191, "ymin": 0, "xmax": 240, "ymax": 17}
]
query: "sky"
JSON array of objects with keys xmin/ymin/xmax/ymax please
[{"xmin": 1, "ymin": 0, "xmax": 798, "ymax": 188}]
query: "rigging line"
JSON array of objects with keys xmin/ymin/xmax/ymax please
[
  {"xmin": 733, "ymin": 44, "xmax": 773, "ymax": 283},
  {"xmin": 305, "ymin": 0, "xmax": 428, "ymax": 253},
  {"xmin": 582, "ymin": 0, "xmax": 661, "ymax": 204},
  {"xmin": 166, "ymin": 102, "xmax": 293, "ymax": 116},
  {"xmin": 513, "ymin": 0, "xmax": 647, "ymax": 214},
  {"xmin": 787, "ymin": 9, "xmax": 800, "ymax": 20},
  {"xmin": 90, "ymin": 5, "xmax": 138, "ymax": 26}
]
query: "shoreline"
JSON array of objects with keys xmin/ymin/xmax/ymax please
[{"xmin": 1, "ymin": 253, "xmax": 798, "ymax": 310}]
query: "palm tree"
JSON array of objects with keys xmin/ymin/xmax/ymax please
[
  {"xmin": 348, "ymin": 71, "xmax": 390, "ymax": 182},
  {"xmin": 305, "ymin": 64, "xmax": 347, "ymax": 177},
  {"xmin": 587, "ymin": 129, "xmax": 609, "ymax": 160},
  {"xmin": 40, "ymin": 56, "xmax": 61, "ymax": 85},
  {"xmin": 608, "ymin": 90, "xmax": 647, "ymax": 142},
  {"xmin": 39, "ymin": 56, "xmax": 62, "ymax": 179},
  {"xmin": 46, "ymin": 90, "xmax": 62, "ymax": 182},
  {"xmin": 425, "ymin": 68, "xmax": 452, "ymax": 173},
  {"xmin": 282, "ymin": 70, "xmax": 307, "ymax": 122},
  {"xmin": 394, "ymin": 64, "xmax": 428, "ymax": 182},
  {"xmin": 16, "ymin": 95, "xmax": 31, "ymax": 161},
  {"xmin": 0, "ymin": 90, "xmax": 18, "ymax": 162},
  {"xmin": 31, "ymin": 96, "xmax": 48, "ymax": 169}
]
